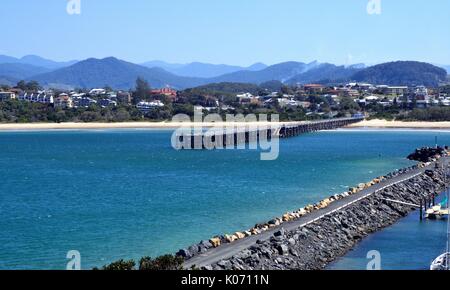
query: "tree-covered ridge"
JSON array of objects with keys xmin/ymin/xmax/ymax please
[
  {"xmin": 352, "ymin": 61, "xmax": 447, "ymax": 87},
  {"xmin": 287, "ymin": 63, "xmax": 361, "ymax": 84}
]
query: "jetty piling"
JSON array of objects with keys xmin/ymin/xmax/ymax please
[{"xmin": 420, "ymin": 199, "xmax": 423, "ymax": 221}]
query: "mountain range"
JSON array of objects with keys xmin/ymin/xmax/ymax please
[
  {"xmin": 29, "ymin": 57, "xmax": 205, "ymax": 90},
  {"xmin": 0, "ymin": 54, "xmax": 448, "ymax": 90},
  {"xmin": 0, "ymin": 55, "xmax": 78, "ymax": 70},
  {"xmin": 141, "ymin": 61, "xmax": 268, "ymax": 78}
]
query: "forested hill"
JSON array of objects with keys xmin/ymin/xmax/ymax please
[{"xmin": 352, "ymin": 61, "xmax": 447, "ymax": 87}]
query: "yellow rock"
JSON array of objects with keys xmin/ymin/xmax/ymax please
[
  {"xmin": 225, "ymin": 234, "xmax": 238, "ymax": 243},
  {"xmin": 235, "ymin": 232, "xmax": 246, "ymax": 239},
  {"xmin": 210, "ymin": 237, "xmax": 221, "ymax": 248}
]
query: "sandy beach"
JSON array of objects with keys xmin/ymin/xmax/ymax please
[
  {"xmin": 1, "ymin": 119, "xmax": 450, "ymax": 131},
  {"xmin": 0, "ymin": 121, "xmax": 299, "ymax": 131},
  {"xmin": 348, "ymin": 119, "xmax": 450, "ymax": 129}
]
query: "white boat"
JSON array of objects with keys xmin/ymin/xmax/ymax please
[
  {"xmin": 431, "ymin": 253, "xmax": 449, "ymax": 270},
  {"xmin": 426, "ymin": 205, "xmax": 449, "ymax": 220}
]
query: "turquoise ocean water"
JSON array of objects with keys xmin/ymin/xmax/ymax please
[{"xmin": 0, "ymin": 129, "xmax": 448, "ymax": 270}]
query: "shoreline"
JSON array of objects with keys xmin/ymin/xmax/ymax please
[
  {"xmin": 0, "ymin": 121, "xmax": 298, "ymax": 131},
  {"xmin": 348, "ymin": 119, "xmax": 450, "ymax": 129},
  {"xmin": 2, "ymin": 119, "xmax": 450, "ymax": 131}
]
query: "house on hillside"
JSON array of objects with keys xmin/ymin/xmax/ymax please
[
  {"xmin": 18, "ymin": 92, "xmax": 54, "ymax": 104},
  {"xmin": 151, "ymin": 87, "xmax": 177, "ymax": 100},
  {"xmin": 278, "ymin": 98, "xmax": 301, "ymax": 108},
  {"xmin": 117, "ymin": 91, "xmax": 131, "ymax": 104},
  {"xmin": 99, "ymin": 98, "xmax": 117, "ymax": 108},
  {"xmin": 377, "ymin": 85, "xmax": 408, "ymax": 96},
  {"xmin": 303, "ymin": 84, "xmax": 325, "ymax": 93},
  {"xmin": 54, "ymin": 93, "xmax": 73, "ymax": 109},
  {"xmin": 0, "ymin": 92, "xmax": 17, "ymax": 101},
  {"xmin": 72, "ymin": 96, "xmax": 97, "ymax": 108},
  {"xmin": 136, "ymin": 100, "xmax": 164, "ymax": 113},
  {"xmin": 89, "ymin": 88, "xmax": 107, "ymax": 96},
  {"xmin": 236, "ymin": 93, "xmax": 261, "ymax": 105}
]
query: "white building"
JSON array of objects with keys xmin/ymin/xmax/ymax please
[
  {"xmin": 0, "ymin": 92, "xmax": 16, "ymax": 101},
  {"xmin": 89, "ymin": 88, "xmax": 107, "ymax": 96},
  {"xmin": 414, "ymin": 85, "xmax": 428, "ymax": 96},
  {"xmin": 278, "ymin": 98, "xmax": 301, "ymax": 108},
  {"xmin": 54, "ymin": 93, "xmax": 73, "ymax": 109},
  {"xmin": 72, "ymin": 96, "xmax": 97, "ymax": 108},
  {"xmin": 136, "ymin": 100, "xmax": 164, "ymax": 113},
  {"xmin": 18, "ymin": 93, "xmax": 54, "ymax": 104}
]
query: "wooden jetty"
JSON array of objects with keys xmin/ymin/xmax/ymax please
[
  {"xmin": 174, "ymin": 117, "xmax": 364, "ymax": 150},
  {"xmin": 278, "ymin": 117, "xmax": 363, "ymax": 138}
]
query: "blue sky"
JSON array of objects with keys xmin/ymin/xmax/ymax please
[{"xmin": 1, "ymin": 0, "xmax": 449, "ymax": 66}]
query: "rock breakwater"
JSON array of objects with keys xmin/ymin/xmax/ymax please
[
  {"xmin": 209, "ymin": 168, "xmax": 446, "ymax": 269},
  {"xmin": 178, "ymin": 148, "xmax": 448, "ymax": 270}
]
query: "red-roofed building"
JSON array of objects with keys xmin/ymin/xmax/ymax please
[
  {"xmin": 303, "ymin": 84, "xmax": 325, "ymax": 93},
  {"xmin": 151, "ymin": 87, "xmax": 177, "ymax": 98}
]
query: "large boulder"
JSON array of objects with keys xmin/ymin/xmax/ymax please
[
  {"xmin": 176, "ymin": 248, "xmax": 191, "ymax": 259},
  {"xmin": 210, "ymin": 237, "xmax": 221, "ymax": 248}
]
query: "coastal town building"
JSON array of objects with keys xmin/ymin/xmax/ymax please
[
  {"xmin": 304, "ymin": 84, "xmax": 325, "ymax": 93},
  {"xmin": 0, "ymin": 91, "xmax": 17, "ymax": 101},
  {"xmin": 89, "ymin": 88, "xmax": 107, "ymax": 96},
  {"xmin": 236, "ymin": 93, "xmax": 262, "ymax": 105},
  {"xmin": 18, "ymin": 92, "xmax": 54, "ymax": 104},
  {"xmin": 278, "ymin": 98, "xmax": 301, "ymax": 108},
  {"xmin": 117, "ymin": 91, "xmax": 132, "ymax": 104},
  {"xmin": 136, "ymin": 100, "xmax": 165, "ymax": 113},
  {"xmin": 99, "ymin": 98, "xmax": 117, "ymax": 108},
  {"xmin": 72, "ymin": 96, "xmax": 97, "ymax": 108},
  {"xmin": 54, "ymin": 93, "xmax": 74, "ymax": 109},
  {"xmin": 377, "ymin": 85, "xmax": 408, "ymax": 96},
  {"xmin": 151, "ymin": 87, "xmax": 177, "ymax": 100}
]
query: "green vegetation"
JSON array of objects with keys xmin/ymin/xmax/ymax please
[
  {"xmin": 182, "ymin": 82, "xmax": 263, "ymax": 97},
  {"xmin": 398, "ymin": 107, "xmax": 450, "ymax": 121},
  {"xmin": 352, "ymin": 61, "xmax": 447, "ymax": 87},
  {"xmin": 139, "ymin": 255, "xmax": 184, "ymax": 270},
  {"xmin": 96, "ymin": 259, "xmax": 136, "ymax": 271},
  {"xmin": 0, "ymin": 100, "xmax": 144, "ymax": 123}
]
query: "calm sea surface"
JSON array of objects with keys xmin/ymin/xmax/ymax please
[{"xmin": 0, "ymin": 128, "xmax": 448, "ymax": 269}]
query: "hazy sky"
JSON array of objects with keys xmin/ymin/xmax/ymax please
[{"xmin": 1, "ymin": 0, "xmax": 449, "ymax": 66}]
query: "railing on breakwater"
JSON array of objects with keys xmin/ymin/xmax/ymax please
[{"xmin": 173, "ymin": 117, "xmax": 364, "ymax": 149}]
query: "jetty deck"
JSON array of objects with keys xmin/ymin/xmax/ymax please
[
  {"xmin": 175, "ymin": 117, "xmax": 364, "ymax": 149},
  {"xmin": 184, "ymin": 157, "xmax": 449, "ymax": 269}
]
